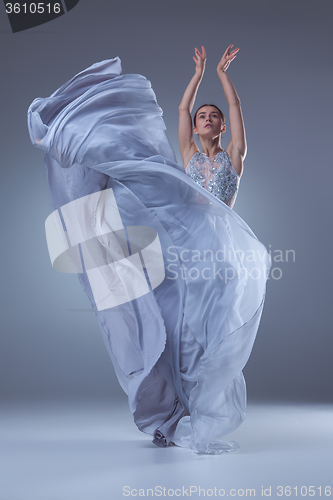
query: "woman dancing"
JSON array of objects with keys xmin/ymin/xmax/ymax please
[{"xmin": 28, "ymin": 44, "xmax": 270, "ymax": 454}]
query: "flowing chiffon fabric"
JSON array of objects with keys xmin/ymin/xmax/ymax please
[{"xmin": 28, "ymin": 57, "xmax": 271, "ymax": 454}]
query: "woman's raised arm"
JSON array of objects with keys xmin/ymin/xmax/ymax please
[
  {"xmin": 217, "ymin": 44, "xmax": 247, "ymax": 177},
  {"xmin": 178, "ymin": 46, "xmax": 206, "ymax": 168}
]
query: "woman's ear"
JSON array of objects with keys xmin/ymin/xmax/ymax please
[
  {"xmin": 193, "ymin": 126, "xmax": 198, "ymax": 135},
  {"xmin": 221, "ymin": 123, "xmax": 226, "ymax": 134}
]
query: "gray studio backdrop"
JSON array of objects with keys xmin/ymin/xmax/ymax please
[{"xmin": 1, "ymin": 0, "xmax": 332, "ymax": 404}]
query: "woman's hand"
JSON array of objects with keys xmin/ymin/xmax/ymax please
[
  {"xmin": 193, "ymin": 46, "xmax": 206, "ymax": 75},
  {"xmin": 217, "ymin": 44, "xmax": 239, "ymax": 73}
]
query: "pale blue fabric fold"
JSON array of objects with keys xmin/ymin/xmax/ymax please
[{"xmin": 28, "ymin": 57, "xmax": 271, "ymax": 454}]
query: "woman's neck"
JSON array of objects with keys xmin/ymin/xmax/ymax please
[{"xmin": 199, "ymin": 138, "xmax": 223, "ymax": 158}]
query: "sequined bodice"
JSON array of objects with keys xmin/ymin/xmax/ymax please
[{"xmin": 185, "ymin": 151, "xmax": 240, "ymax": 208}]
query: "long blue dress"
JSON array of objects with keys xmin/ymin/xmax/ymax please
[{"xmin": 27, "ymin": 57, "xmax": 271, "ymax": 454}]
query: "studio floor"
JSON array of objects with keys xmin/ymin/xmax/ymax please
[{"xmin": 1, "ymin": 399, "xmax": 332, "ymax": 500}]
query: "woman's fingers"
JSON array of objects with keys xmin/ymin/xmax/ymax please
[
  {"xmin": 194, "ymin": 46, "xmax": 206, "ymax": 60},
  {"xmin": 194, "ymin": 49, "xmax": 201, "ymax": 62},
  {"xmin": 225, "ymin": 44, "xmax": 239, "ymax": 57},
  {"xmin": 223, "ymin": 44, "xmax": 233, "ymax": 56},
  {"xmin": 229, "ymin": 48, "xmax": 239, "ymax": 56},
  {"xmin": 224, "ymin": 48, "xmax": 239, "ymax": 63}
]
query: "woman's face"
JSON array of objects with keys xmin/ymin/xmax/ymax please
[{"xmin": 194, "ymin": 106, "xmax": 225, "ymax": 138}]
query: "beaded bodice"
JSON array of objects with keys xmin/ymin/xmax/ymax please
[{"xmin": 185, "ymin": 151, "xmax": 240, "ymax": 208}]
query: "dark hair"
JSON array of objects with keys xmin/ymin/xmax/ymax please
[{"xmin": 193, "ymin": 104, "xmax": 225, "ymax": 127}]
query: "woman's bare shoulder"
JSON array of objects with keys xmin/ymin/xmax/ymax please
[
  {"xmin": 226, "ymin": 143, "xmax": 244, "ymax": 178},
  {"xmin": 183, "ymin": 143, "xmax": 200, "ymax": 170}
]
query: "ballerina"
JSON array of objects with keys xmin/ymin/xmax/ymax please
[{"xmin": 27, "ymin": 46, "xmax": 271, "ymax": 454}]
